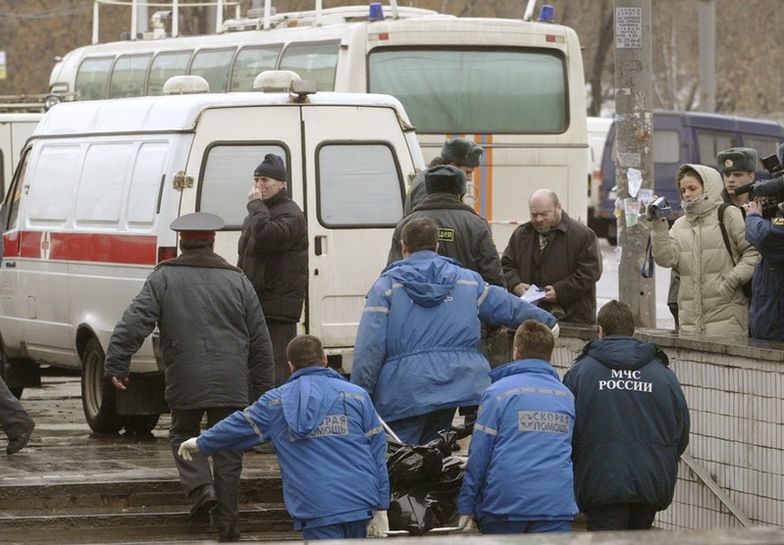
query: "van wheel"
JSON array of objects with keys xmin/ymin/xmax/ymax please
[
  {"xmin": 81, "ymin": 338, "xmax": 123, "ymax": 434},
  {"xmin": 123, "ymin": 414, "xmax": 160, "ymax": 434}
]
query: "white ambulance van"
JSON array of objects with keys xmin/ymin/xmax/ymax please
[{"xmin": 0, "ymin": 76, "xmax": 424, "ymax": 432}]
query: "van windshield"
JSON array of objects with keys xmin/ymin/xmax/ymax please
[{"xmin": 368, "ymin": 47, "xmax": 567, "ymax": 134}]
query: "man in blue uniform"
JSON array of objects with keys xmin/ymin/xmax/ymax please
[
  {"xmin": 743, "ymin": 198, "xmax": 784, "ymax": 341},
  {"xmin": 352, "ymin": 217, "xmax": 557, "ymax": 446},
  {"xmin": 563, "ymin": 300, "xmax": 689, "ymax": 531},
  {"xmin": 457, "ymin": 320, "xmax": 577, "ymax": 534},
  {"xmin": 178, "ymin": 335, "xmax": 390, "ymax": 541}
]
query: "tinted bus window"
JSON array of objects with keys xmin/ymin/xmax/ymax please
[
  {"xmin": 743, "ymin": 136, "xmax": 780, "ymax": 159},
  {"xmin": 190, "ymin": 48, "xmax": 235, "ymax": 93},
  {"xmin": 109, "ymin": 54, "xmax": 152, "ymax": 98},
  {"xmin": 231, "ymin": 46, "xmax": 281, "ymax": 91},
  {"xmin": 148, "ymin": 51, "xmax": 192, "ymax": 95},
  {"xmin": 278, "ymin": 41, "xmax": 339, "ymax": 92},
  {"xmin": 653, "ymin": 130, "xmax": 681, "ymax": 163},
  {"xmin": 697, "ymin": 130, "xmax": 737, "ymax": 164},
  {"xmin": 368, "ymin": 48, "xmax": 567, "ymax": 133},
  {"xmin": 76, "ymin": 57, "xmax": 114, "ymax": 100}
]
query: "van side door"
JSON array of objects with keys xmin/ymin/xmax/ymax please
[{"xmin": 302, "ymin": 105, "xmax": 413, "ymax": 352}]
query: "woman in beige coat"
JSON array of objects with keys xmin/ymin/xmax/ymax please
[{"xmin": 650, "ymin": 163, "xmax": 757, "ymax": 338}]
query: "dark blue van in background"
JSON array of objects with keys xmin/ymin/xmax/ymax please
[{"xmin": 592, "ymin": 110, "xmax": 784, "ymax": 243}]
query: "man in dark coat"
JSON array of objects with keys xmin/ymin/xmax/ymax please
[
  {"xmin": 105, "ymin": 212, "xmax": 274, "ymax": 542},
  {"xmin": 0, "ymin": 376, "xmax": 34, "ymax": 455},
  {"xmin": 563, "ymin": 300, "xmax": 689, "ymax": 531},
  {"xmin": 238, "ymin": 153, "xmax": 308, "ymax": 386},
  {"xmin": 502, "ymin": 189, "xmax": 601, "ymax": 324},
  {"xmin": 389, "ymin": 165, "xmax": 503, "ymax": 286},
  {"xmin": 404, "ymin": 137, "xmax": 484, "ymax": 215}
]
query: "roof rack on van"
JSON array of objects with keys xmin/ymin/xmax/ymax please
[
  {"xmin": 0, "ymin": 93, "xmax": 68, "ymax": 113},
  {"xmin": 90, "ymin": 0, "xmax": 439, "ymax": 44}
]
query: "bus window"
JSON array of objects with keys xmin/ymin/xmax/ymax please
[
  {"xmin": 230, "ymin": 45, "xmax": 282, "ymax": 91},
  {"xmin": 368, "ymin": 48, "xmax": 567, "ymax": 134},
  {"xmin": 743, "ymin": 136, "xmax": 780, "ymax": 158},
  {"xmin": 148, "ymin": 51, "xmax": 192, "ymax": 95},
  {"xmin": 278, "ymin": 41, "xmax": 339, "ymax": 92},
  {"xmin": 653, "ymin": 130, "xmax": 681, "ymax": 164},
  {"xmin": 189, "ymin": 48, "xmax": 235, "ymax": 93},
  {"xmin": 76, "ymin": 57, "xmax": 114, "ymax": 100},
  {"xmin": 198, "ymin": 143, "xmax": 287, "ymax": 228},
  {"xmin": 109, "ymin": 53, "xmax": 152, "ymax": 98},
  {"xmin": 696, "ymin": 130, "xmax": 737, "ymax": 164},
  {"xmin": 317, "ymin": 142, "xmax": 403, "ymax": 227}
]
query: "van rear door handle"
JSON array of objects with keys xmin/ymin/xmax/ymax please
[
  {"xmin": 314, "ymin": 236, "xmax": 326, "ymax": 256},
  {"xmin": 4, "ymin": 261, "xmax": 15, "ymax": 268}
]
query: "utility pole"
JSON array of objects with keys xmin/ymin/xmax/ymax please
[
  {"xmin": 613, "ymin": 0, "xmax": 656, "ymax": 327},
  {"xmin": 698, "ymin": 0, "xmax": 716, "ymax": 112}
]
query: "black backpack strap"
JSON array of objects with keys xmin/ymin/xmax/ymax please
[{"xmin": 717, "ymin": 202, "xmax": 737, "ymax": 266}]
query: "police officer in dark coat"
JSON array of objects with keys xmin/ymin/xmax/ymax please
[
  {"xmin": 105, "ymin": 212, "xmax": 274, "ymax": 542},
  {"xmin": 502, "ymin": 189, "xmax": 602, "ymax": 324},
  {"xmin": 563, "ymin": 300, "xmax": 689, "ymax": 531},
  {"xmin": 404, "ymin": 137, "xmax": 484, "ymax": 215},
  {"xmin": 389, "ymin": 165, "xmax": 503, "ymax": 286},
  {"xmin": 238, "ymin": 154, "xmax": 307, "ymax": 386}
]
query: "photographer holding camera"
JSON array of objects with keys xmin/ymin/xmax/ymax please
[
  {"xmin": 741, "ymin": 145, "xmax": 784, "ymax": 342},
  {"xmin": 649, "ymin": 163, "xmax": 757, "ymax": 339}
]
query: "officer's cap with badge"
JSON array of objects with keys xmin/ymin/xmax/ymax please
[
  {"xmin": 440, "ymin": 137, "xmax": 483, "ymax": 167},
  {"xmin": 425, "ymin": 165, "xmax": 467, "ymax": 196},
  {"xmin": 717, "ymin": 147, "xmax": 758, "ymax": 174},
  {"xmin": 170, "ymin": 212, "xmax": 225, "ymax": 240}
]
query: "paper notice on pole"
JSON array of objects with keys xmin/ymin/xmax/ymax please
[
  {"xmin": 521, "ymin": 284, "xmax": 546, "ymax": 304},
  {"xmin": 627, "ymin": 168, "xmax": 642, "ymax": 198},
  {"xmin": 0, "ymin": 52, "xmax": 6, "ymax": 80},
  {"xmin": 616, "ymin": 7, "xmax": 642, "ymax": 49}
]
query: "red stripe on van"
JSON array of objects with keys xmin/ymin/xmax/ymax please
[{"xmin": 5, "ymin": 230, "xmax": 157, "ymax": 265}]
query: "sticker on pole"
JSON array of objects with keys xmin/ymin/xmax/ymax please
[
  {"xmin": 0, "ymin": 51, "xmax": 6, "ymax": 80},
  {"xmin": 616, "ymin": 7, "xmax": 642, "ymax": 49}
]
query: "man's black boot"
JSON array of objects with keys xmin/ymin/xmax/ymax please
[
  {"xmin": 189, "ymin": 484, "xmax": 218, "ymax": 522},
  {"xmin": 218, "ymin": 523, "xmax": 241, "ymax": 542},
  {"xmin": 7, "ymin": 420, "xmax": 34, "ymax": 455}
]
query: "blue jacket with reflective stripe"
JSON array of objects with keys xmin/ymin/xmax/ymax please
[
  {"xmin": 746, "ymin": 213, "xmax": 784, "ymax": 341},
  {"xmin": 457, "ymin": 359, "xmax": 577, "ymax": 521},
  {"xmin": 196, "ymin": 366, "xmax": 389, "ymax": 530},
  {"xmin": 351, "ymin": 251, "xmax": 557, "ymax": 422}
]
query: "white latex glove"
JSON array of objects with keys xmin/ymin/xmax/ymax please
[
  {"xmin": 366, "ymin": 509, "xmax": 389, "ymax": 538},
  {"xmin": 458, "ymin": 515, "xmax": 474, "ymax": 532},
  {"xmin": 178, "ymin": 437, "xmax": 200, "ymax": 461},
  {"xmin": 551, "ymin": 322, "xmax": 560, "ymax": 339}
]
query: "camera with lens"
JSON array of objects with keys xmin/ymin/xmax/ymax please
[
  {"xmin": 735, "ymin": 153, "xmax": 784, "ymax": 218},
  {"xmin": 646, "ymin": 196, "xmax": 671, "ymax": 221}
]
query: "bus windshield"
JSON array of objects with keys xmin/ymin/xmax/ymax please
[{"xmin": 368, "ymin": 48, "xmax": 567, "ymax": 134}]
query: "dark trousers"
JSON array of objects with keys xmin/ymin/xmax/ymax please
[
  {"xmin": 169, "ymin": 407, "xmax": 242, "ymax": 528},
  {"xmin": 585, "ymin": 503, "xmax": 658, "ymax": 531},
  {"xmin": 268, "ymin": 320, "xmax": 297, "ymax": 387},
  {"xmin": 302, "ymin": 519, "xmax": 369, "ymax": 540},
  {"xmin": 480, "ymin": 519, "xmax": 572, "ymax": 534},
  {"xmin": 0, "ymin": 376, "xmax": 32, "ymax": 440},
  {"xmin": 388, "ymin": 408, "xmax": 455, "ymax": 445}
]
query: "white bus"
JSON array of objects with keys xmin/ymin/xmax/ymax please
[{"xmin": 48, "ymin": 2, "xmax": 588, "ymax": 246}]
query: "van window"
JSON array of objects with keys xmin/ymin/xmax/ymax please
[
  {"xmin": 127, "ymin": 143, "xmax": 169, "ymax": 226},
  {"xmin": 368, "ymin": 48, "xmax": 566, "ymax": 133},
  {"xmin": 189, "ymin": 48, "xmax": 235, "ymax": 93},
  {"xmin": 278, "ymin": 41, "xmax": 339, "ymax": 92},
  {"xmin": 317, "ymin": 143, "xmax": 402, "ymax": 227},
  {"xmin": 653, "ymin": 130, "xmax": 680, "ymax": 163},
  {"xmin": 697, "ymin": 130, "xmax": 738, "ymax": 164},
  {"xmin": 148, "ymin": 51, "xmax": 192, "ymax": 95},
  {"xmin": 109, "ymin": 54, "xmax": 152, "ymax": 98},
  {"xmin": 743, "ymin": 136, "xmax": 781, "ymax": 160},
  {"xmin": 75, "ymin": 144, "xmax": 134, "ymax": 225},
  {"xmin": 28, "ymin": 146, "xmax": 80, "ymax": 223},
  {"xmin": 76, "ymin": 57, "xmax": 114, "ymax": 100},
  {"xmin": 231, "ymin": 46, "xmax": 281, "ymax": 91},
  {"xmin": 199, "ymin": 144, "xmax": 287, "ymax": 228},
  {"xmin": 4, "ymin": 151, "xmax": 29, "ymax": 231}
]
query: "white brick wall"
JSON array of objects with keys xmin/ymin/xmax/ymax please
[{"xmin": 553, "ymin": 333, "xmax": 784, "ymax": 528}]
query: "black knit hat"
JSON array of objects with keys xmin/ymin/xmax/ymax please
[
  {"xmin": 425, "ymin": 165, "xmax": 467, "ymax": 195},
  {"xmin": 253, "ymin": 153, "xmax": 287, "ymax": 182}
]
